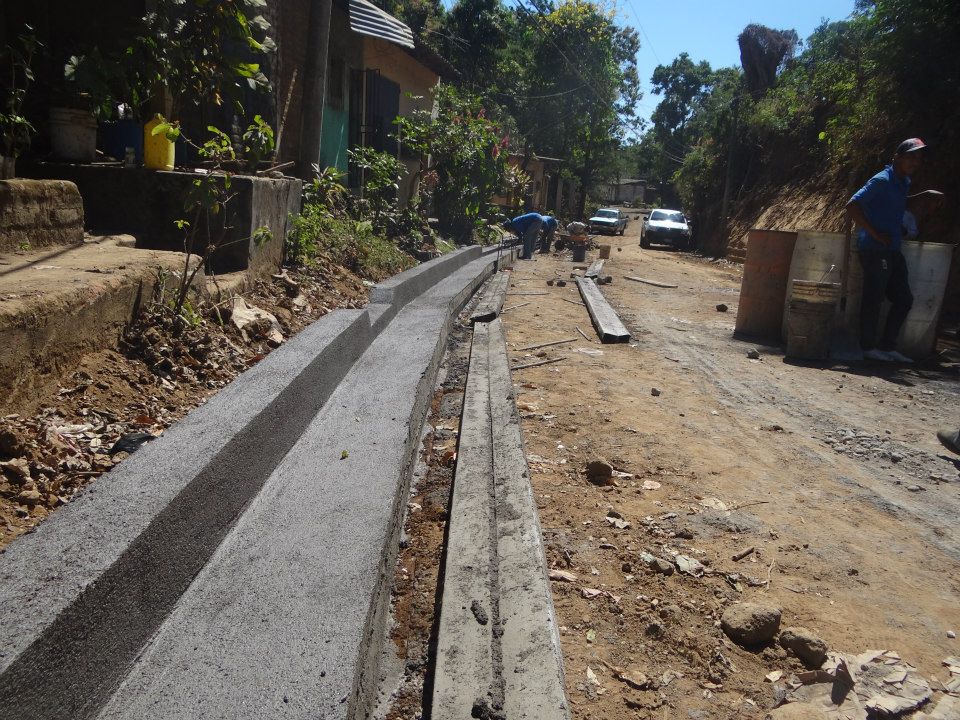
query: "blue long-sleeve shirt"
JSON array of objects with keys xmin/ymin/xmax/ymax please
[{"xmin": 507, "ymin": 212, "xmax": 544, "ymax": 235}]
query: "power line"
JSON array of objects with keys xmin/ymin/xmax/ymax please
[{"xmin": 621, "ymin": 0, "xmax": 661, "ymax": 65}]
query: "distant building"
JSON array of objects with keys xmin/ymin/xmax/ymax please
[
  {"xmin": 599, "ymin": 178, "xmax": 647, "ymax": 206},
  {"xmin": 492, "ymin": 153, "xmax": 579, "ymax": 216}
]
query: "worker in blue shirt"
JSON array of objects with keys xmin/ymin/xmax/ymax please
[
  {"xmin": 540, "ymin": 215, "xmax": 558, "ymax": 253},
  {"xmin": 845, "ymin": 138, "xmax": 925, "ymax": 363},
  {"xmin": 503, "ymin": 212, "xmax": 544, "ymax": 260}
]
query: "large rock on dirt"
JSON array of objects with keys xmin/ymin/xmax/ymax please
[
  {"xmin": 0, "ymin": 428, "xmax": 26, "ymax": 458},
  {"xmin": 721, "ymin": 602, "xmax": 781, "ymax": 646},
  {"xmin": 229, "ymin": 297, "xmax": 284, "ymax": 345},
  {"xmin": 779, "ymin": 627, "xmax": 828, "ymax": 668},
  {"xmin": 585, "ymin": 459, "xmax": 614, "ymax": 486}
]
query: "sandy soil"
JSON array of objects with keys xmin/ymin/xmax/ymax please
[{"xmin": 500, "ymin": 224, "xmax": 960, "ymax": 718}]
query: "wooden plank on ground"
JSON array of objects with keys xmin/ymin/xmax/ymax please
[{"xmin": 575, "ymin": 277, "xmax": 631, "ymax": 343}]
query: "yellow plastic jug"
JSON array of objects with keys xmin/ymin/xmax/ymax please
[{"xmin": 144, "ymin": 115, "xmax": 176, "ymax": 170}]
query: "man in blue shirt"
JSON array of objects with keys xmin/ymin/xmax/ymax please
[
  {"xmin": 503, "ymin": 212, "xmax": 544, "ymax": 260},
  {"xmin": 540, "ymin": 215, "xmax": 558, "ymax": 253},
  {"xmin": 845, "ymin": 138, "xmax": 925, "ymax": 362}
]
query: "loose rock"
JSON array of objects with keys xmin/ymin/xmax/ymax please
[
  {"xmin": 721, "ymin": 602, "xmax": 782, "ymax": 646},
  {"xmin": 747, "ymin": 349, "xmax": 761, "ymax": 360},
  {"xmin": 779, "ymin": 626, "xmax": 828, "ymax": 668},
  {"xmin": 716, "ymin": 304, "xmax": 728, "ymax": 312},
  {"xmin": 585, "ymin": 459, "xmax": 615, "ymax": 486},
  {"xmin": 651, "ymin": 388, "xmax": 661, "ymax": 397},
  {"xmin": 0, "ymin": 429, "xmax": 26, "ymax": 458}
]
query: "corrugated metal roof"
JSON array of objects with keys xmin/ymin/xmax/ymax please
[{"xmin": 348, "ymin": 0, "xmax": 415, "ymax": 49}]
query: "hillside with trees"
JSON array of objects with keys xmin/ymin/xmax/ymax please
[{"xmin": 628, "ymin": 0, "xmax": 958, "ymax": 259}]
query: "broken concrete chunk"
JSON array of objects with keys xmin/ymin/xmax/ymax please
[
  {"xmin": 720, "ymin": 602, "xmax": 781, "ymax": 646},
  {"xmin": 229, "ymin": 297, "xmax": 284, "ymax": 345},
  {"xmin": 779, "ymin": 627, "xmax": 828, "ymax": 668},
  {"xmin": 548, "ymin": 569, "xmax": 578, "ymax": 582},
  {"xmin": 674, "ymin": 554, "xmax": 705, "ymax": 577}
]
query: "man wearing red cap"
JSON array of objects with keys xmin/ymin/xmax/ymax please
[{"xmin": 845, "ymin": 138, "xmax": 926, "ymax": 362}]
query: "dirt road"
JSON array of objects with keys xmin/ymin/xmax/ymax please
[{"xmin": 500, "ymin": 222, "xmax": 960, "ymax": 718}]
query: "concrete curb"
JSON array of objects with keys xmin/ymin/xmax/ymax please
[
  {"xmin": 0, "ymin": 246, "xmax": 507, "ymax": 720},
  {"xmin": 576, "ymin": 277, "xmax": 631, "ymax": 343},
  {"xmin": 433, "ymin": 317, "xmax": 569, "ymax": 720},
  {"xmin": 370, "ymin": 246, "xmax": 481, "ymax": 307},
  {"xmin": 470, "ymin": 270, "xmax": 510, "ymax": 324}
]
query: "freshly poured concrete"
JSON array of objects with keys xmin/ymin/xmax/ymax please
[
  {"xmin": 0, "ymin": 247, "xmax": 510, "ymax": 720},
  {"xmin": 433, "ymin": 319, "xmax": 569, "ymax": 720}
]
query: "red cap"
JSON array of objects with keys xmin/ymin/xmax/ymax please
[{"xmin": 896, "ymin": 138, "xmax": 926, "ymax": 154}]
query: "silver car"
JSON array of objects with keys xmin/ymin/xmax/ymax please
[
  {"xmin": 641, "ymin": 209, "xmax": 692, "ymax": 250},
  {"xmin": 588, "ymin": 208, "xmax": 627, "ymax": 235}
]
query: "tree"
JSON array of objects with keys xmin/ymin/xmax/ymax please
[
  {"xmin": 439, "ymin": 0, "xmax": 513, "ymax": 91},
  {"xmin": 520, "ymin": 0, "xmax": 642, "ymax": 215},
  {"xmin": 737, "ymin": 24, "xmax": 798, "ymax": 99}
]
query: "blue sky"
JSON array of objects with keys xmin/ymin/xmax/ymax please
[{"xmin": 620, "ymin": 0, "xmax": 857, "ymax": 122}]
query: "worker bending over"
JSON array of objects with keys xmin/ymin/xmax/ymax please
[{"xmin": 503, "ymin": 212, "xmax": 544, "ymax": 260}]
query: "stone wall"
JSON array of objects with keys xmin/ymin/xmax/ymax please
[{"xmin": 0, "ymin": 180, "xmax": 84, "ymax": 253}]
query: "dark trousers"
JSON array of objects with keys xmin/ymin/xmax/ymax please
[
  {"xmin": 520, "ymin": 220, "xmax": 542, "ymax": 259},
  {"xmin": 859, "ymin": 249, "xmax": 913, "ymax": 350}
]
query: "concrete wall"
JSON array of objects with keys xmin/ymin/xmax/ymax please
[
  {"xmin": 0, "ymin": 180, "xmax": 84, "ymax": 252},
  {"xmin": 20, "ymin": 164, "xmax": 301, "ymax": 275}
]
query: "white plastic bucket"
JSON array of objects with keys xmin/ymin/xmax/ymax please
[
  {"xmin": 782, "ymin": 231, "xmax": 846, "ymax": 339},
  {"xmin": 842, "ymin": 240, "xmax": 953, "ymax": 358},
  {"xmin": 49, "ymin": 107, "xmax": 97, "ymax": 162},
  {"xmin": 897, "ymin": 240, "xmax": 954, "ymax": 357}
]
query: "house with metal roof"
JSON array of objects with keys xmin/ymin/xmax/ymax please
[{"xmin": 272, "ymin": 0, "xmax": 454, "ymax": 204}]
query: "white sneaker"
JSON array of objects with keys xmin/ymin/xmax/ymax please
[
  {"xmin": 883, "ymin": 349, "xmax": 914, "ymax": 363},
  {"xmin": 864, "ymin": 348, "xmax": 894, "ymax": 362}
]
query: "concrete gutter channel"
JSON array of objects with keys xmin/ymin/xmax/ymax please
[
  {"xmin": 432, "ymin": 318, "xmax": 569, "ymax": 720},
  {"xmin": 0, "ymin": 244, "xmax": 519, "ymax": 720}
]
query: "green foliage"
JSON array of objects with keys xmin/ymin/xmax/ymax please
[
  {"xmin": 62, "ymin": 50, "xmax": 119, "ymax": 117},
  {"xmin": 241, "ymin": 115, "xmax": 275, "ymax": 170},
  {"xmin": 286, "ymin": 203, "xmax": 414, "ymax": 279},
  {"xmin": 304, "ymin": 166, "xmax": 348, "ymax": 214},
  {"xmin": 131, "ymin": 0, "xmax": 275, "ymax": 116},
  {"xmin": 348, "ymin": 145, "xmax": 406, "ymax": 227},
  {"xmin": 395, "ymin": 84, "xmax": 509, "ymax": 241},
  {"xmin": 521, "ymin": 0, "xmax": 642, "ymax": 214},
  {"xmin": 0, "ymin": 25, "xmax": 40, "ymax": 160}
]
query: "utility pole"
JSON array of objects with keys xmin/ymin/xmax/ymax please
[{"xmin": 298, "ymin": 0, "xmax": 333, "ymax": 180}]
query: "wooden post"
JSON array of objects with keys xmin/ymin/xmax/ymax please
[{"xmin": 298, "ymin": 0, "xmax": 333, "ymax": 180}]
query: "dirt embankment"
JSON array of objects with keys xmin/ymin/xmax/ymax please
[
  {"xmin": 723, "ymin": 179, "xmax": 850, "ymax": 262},
  {"xmin": 0, "ymin": 256, "xmax": 368, "ymax": 549}
]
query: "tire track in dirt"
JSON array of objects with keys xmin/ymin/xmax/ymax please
[{"xmin": 616, "ymin": 300, "xmax": 960, "ymax": 561}]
